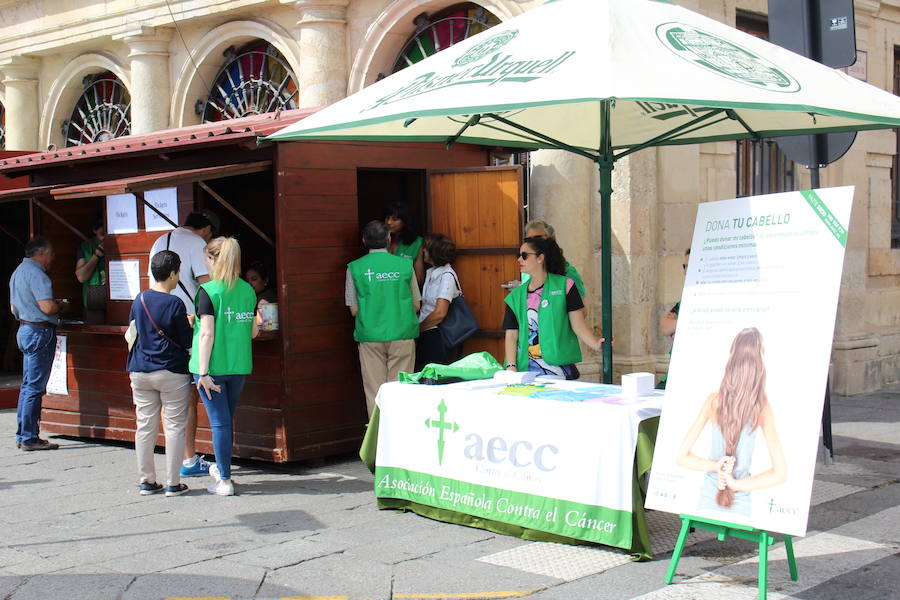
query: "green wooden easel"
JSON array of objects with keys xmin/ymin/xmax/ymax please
[{"xmin": 665, "ymin": 515, "xmax": 798, "ymax": 600}]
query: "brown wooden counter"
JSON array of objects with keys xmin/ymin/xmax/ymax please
[{"xmin": 43, "ymin": 324, "xmax": 287, "ymax": 461}]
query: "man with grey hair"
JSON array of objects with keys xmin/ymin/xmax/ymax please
[
  {"xmin": 9, "ymin": 236, "xmax": 67, "ymax": 451},
  {"xmin": 524, "ymin": 219, "xmax": 586, "ymax": 298},
  {"xmin": 346, "ymin": 220, "xmax": 421, "ymax": 416}
]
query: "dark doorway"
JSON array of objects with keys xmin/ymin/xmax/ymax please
[
  {"xmin": 1, "ymin": 200, "xmax": 28, "ymax": 374},
  {"xmin": 356, "ymin": 169, "xmax": 427, "ymax": 244}
]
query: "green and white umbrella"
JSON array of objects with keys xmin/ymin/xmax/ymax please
[{"xmin": 267, "ymin": 0, "xmax": 900, "ymax": 382}]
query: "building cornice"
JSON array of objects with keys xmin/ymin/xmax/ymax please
[{"xmin": 0, "ymin": 0, "xmax": 271, "ymax": 60}]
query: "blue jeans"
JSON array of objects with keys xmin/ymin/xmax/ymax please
[
  {"xmin": 16, "ymin": 324, "xmax": 57, "ymax": 445},
  {"xmin": 194, "ymin": 374, "xmax": 245, "ymax": 479}
]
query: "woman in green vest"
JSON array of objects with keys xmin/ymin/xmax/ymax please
[
  {"xmin": 385, "ymin": 201, "xmax": 425, "ymax": 285},
  {"xmin": 191, "ymin": 236, "xmax": 259, "ymax": 496},
  {"xmin": 502, "ymin": 237, "xmax": 604, "ymax": 379}
]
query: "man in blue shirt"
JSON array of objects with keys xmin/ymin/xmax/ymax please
[{"xmin": 9, "ymin": 237, "xmax": 66, "ymax": 451}]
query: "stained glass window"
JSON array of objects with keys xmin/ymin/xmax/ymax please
[
  {"xmin": 62, "ymin": 72, "xmax": 131, "ymax": 147},
  {"xmin": 392, "ymin": 3, "xmax": 501, "ymax": 73},
  {"xmin": 198, "ymin": 41, "xmax": 299, "ymax": 123}
]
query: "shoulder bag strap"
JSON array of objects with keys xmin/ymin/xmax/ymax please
[
  {"xmin": 140, "ymin": 292, "xmax": 188, "ymax": 354},
  {"xmin": 446, "ymin": 270, "xmax": 463, "ymax": 297}
]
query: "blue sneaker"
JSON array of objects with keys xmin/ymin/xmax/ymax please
[{"xmin": 180, "ymin": 456, "xmax": 211, "ymax": 477}]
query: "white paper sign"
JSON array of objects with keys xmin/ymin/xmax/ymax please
[
  {"xmin": 108, "ymin": 259, "xmax": 142, "ymax": 301},
  {"xmin": 106, "ymin": 193, "xmax": 138, "ymax": 234},
  {"xmin": 46, "ymin": 335, "xmax": 68, "ymax": 395},
  {"xmin": 646, "ymin": 187, "xmax": 854, "ymax": 537},
  {"xmin": 143, "ymin": 187, "xmax": 179, "ymax": 232}
]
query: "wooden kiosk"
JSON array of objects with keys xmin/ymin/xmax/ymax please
[{"xmin": 0, "ymin": 110, "xmax": 523, "ymax": 462}]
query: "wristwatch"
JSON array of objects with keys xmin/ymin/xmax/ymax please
[{"xmin": 504, "ymin": 362, "xmax": 516, "ymax": 369}]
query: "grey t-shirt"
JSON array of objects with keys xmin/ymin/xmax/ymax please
[{"xmin": 9, "ymin": 257, "xmax": 58, "ymax": 324}]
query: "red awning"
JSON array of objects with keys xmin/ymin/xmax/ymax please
[
  {"xmin": 0, "ymin": 107, "xmax": 318, "ymax": 175},
  {"xmin": 50, "ymin": 161, "xmax": 272, "ymax": 200}
]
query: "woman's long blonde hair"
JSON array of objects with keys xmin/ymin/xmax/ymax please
[
  {"xmin": 206, "ymin": 236, "xmax": 241, "ymax": 289},
  {"xmin": 715, "ymin": 327, "xmax": 767, "ymax": 508}
]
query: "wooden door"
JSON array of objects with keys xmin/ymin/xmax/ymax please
[{"xmin": 429, "ymin": 166, "xmax": 522, "ymax": 362}]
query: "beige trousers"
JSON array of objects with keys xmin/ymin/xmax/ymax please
[
  {"xmin": 130, "ymin": 370, "xmax": 191, "ymax": 486},
  {"xmin": 358, "ymin": 339, "xmax": 415, "ymax": 417}
]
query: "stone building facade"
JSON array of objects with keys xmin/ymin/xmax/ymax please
[{"xmin": 1, "ymin": 0, "xmax": 899, "ymax": 394}]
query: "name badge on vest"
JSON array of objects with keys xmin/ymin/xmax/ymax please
[{"xmin": 550, "ymin": 290, "xmax": 564, "ymax": 296}]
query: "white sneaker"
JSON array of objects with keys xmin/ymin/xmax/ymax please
[
  {"xmin": 207, "ymin": 478, "xmax": 234, "ymax": 496},
  {"xmin": 209, "ymin": 462, "xmax": 221, "ymax": 482}
]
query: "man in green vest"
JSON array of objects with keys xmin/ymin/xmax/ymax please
[
  {"xmin": 346, "ymin": 220, "xmax": 421, "ymax": 417},
  {"xmin": 524, "ymin": 219, "xmax": 586, "ymax": 298}
]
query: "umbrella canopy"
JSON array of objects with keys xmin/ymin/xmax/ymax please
[{"xmin": 267, "ymin": 0, "xmax": 900, "ymax": 382}]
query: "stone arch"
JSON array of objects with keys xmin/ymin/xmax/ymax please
[
  {"xmin": 170, "ymin": 19, "xmax": 301, "ymax": 128},
  {"xmin": 348, "ymin": 0, "xmax": 522, "ymax": 94},
  {"xmin": 40, "ymin": 52, "xmax": 131, "ymax": 150}
]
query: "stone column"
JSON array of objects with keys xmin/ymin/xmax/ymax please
[
  {"xmin": 292, "ymin": 0, "xmax": 350, "ymax": 107},
  {"xmin": 530, "ymin": 149, "xmax": 602, "ymax": 379},
  {"xmin": 0, "ymin": 56, "xmax": 40, "ymax": 151},
  {"xmin": 118, "ymin": 27, "xmax": 173, "ymax": 134}
]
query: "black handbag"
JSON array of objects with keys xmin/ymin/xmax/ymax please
[{"xmin": 437, "ymin": 271, "xmax": 479, "ymax": 349}]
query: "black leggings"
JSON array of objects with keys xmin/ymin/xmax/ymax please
[{"xmin": 415, "ymin": 328, "xmax": 460, "ymax": 371}]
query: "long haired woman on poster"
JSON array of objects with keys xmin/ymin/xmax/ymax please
[{"xmin": 676, "ymin": 327, "xmax": 787, "ymax": 516}]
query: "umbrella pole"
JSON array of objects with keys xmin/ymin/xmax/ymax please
[
  {"xmin": 598, "ymin": 156, "xmax": 614, "ymax": 383},
  {"xmin": 598, "ymin": 100, "xmax": 614, "ymax": 384}
]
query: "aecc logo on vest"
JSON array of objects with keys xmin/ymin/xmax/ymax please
[
  {"xmin": 364, "ymin": 268, "xmax": 401, "ymax": 282},
  {"xmin": 224, "ymin": 307, "xmax": 254, "ymax": 323}
]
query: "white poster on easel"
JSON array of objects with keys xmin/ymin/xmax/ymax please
[
  {"xmin": 646, "ymin": 186, "xmax": 853, "ymax": 537},
  {"xmin": 46, "ymin": 335, "xmax": 68, "ymax": 395},
  {"xmin": 106, "ymin": 193, "xmax": 138, "ymax": 234},
  {"xmin": 108, "ymin": 259, "xmax": 142, "ymax": 300},
  {"xmin": 143, "ymin": 187, "xmax": 179, "ymax": 232}
]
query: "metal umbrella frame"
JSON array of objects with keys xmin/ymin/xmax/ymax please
[{"xmin": 267, "ymin": 0, "xmax": 900, "ymax": 382}]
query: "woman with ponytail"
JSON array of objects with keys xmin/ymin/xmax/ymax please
[
  {"xmin": 676, "ymin": 327, "xmax": 787, "ymax": 516},
  {"xmin": 191, "ymin": 236, "xmax": 259, "ymax": 496}
]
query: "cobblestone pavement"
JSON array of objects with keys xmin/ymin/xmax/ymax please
[{"xmin": 1, "ymin": 385, "xmax": 897, "ymax": 599}]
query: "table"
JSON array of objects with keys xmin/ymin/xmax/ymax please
[{"xmin": 359, "ymin": 378, "xmax": 662, "ymax": 559}]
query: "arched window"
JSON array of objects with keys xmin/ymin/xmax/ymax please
[
  {"xmin": 392, "ymin": 3, "xmax": 500, "ymax": 73},
  {"xmin": 197, "ymin": 41, "xmax": 299, "ymax": 122},
  {"xmin": 0, "ymin": 102, "xmax": 5, "ymax": 150},
  {"xmin": 62, "ymin": 72, "xmax": 131, "ymax": 147}
]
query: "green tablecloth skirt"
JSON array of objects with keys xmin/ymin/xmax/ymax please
[{"xmin": 360, "ymin": 405, "xmax": 659, "ymax": 560}]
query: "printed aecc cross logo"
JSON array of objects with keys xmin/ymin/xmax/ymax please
[
  {"xmin": 364, "ymin": 268, "xmax": 402, "ymax": 282},
  {"xmin": 425, "ymin": 399, "xmax": 459, "ymax": 466}
]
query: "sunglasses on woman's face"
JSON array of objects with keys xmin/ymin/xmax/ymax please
[{"xmin": 519, "ymin": 251, "xmax": 537, "ymax": 260}]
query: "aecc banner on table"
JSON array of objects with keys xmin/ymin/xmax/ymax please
[{"xmin": 374, "ymin": 384, "xmax": 645, "ymax": 547}]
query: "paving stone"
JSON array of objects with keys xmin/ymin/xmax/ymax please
[{"xmin": 256, "ymin": 552, "xmax": 392, "ymax": 599}]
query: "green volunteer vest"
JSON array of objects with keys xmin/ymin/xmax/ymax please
[
  {"xmin": 349, "ymin": 252, "xmax": 419, "ymax": 343},
  {"xmin": 80, "ymin": 237, "xmax": 106, "ymax": 305},
  {"xmin": 565, "ymin": 262, "xmax": 586, "ymax": 298},
  {"xmin": 189, "ymin": 278, "xmax": 256, "ymax": 376},
  {"xmin": 504, "ymin": 272, "xmax": 582, "ymax": 371},
  {"xmin": 393, "ymin": 236, "xmax": 423, "ymax": 262}
]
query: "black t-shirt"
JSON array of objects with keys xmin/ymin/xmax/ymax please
[
  {"xmin": 196, "ymin": 287, "xmax": 214, "ymax": 317},
  {"xmin": 127, "ymin": 289, "xmax": 192, "ymax": 374},
  {"xmin": 502, "ymin": 282, "xmax": 584, "ymax": 330}
]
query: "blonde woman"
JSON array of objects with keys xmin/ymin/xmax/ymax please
[
  {"xmin": 676, "ymin": 327, "xmax": 787, "ymax": 516},
  {"xmin": 190, "ymin": 236, "xmax": 258, "ymax": 496}
]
